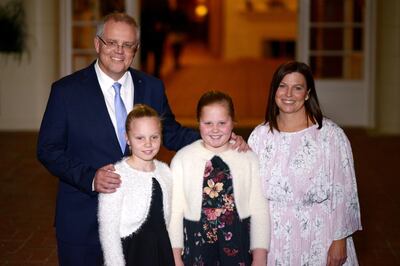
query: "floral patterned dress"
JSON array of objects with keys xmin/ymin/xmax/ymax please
[
  {"xmin": 248, "ymin": 119, "xmax": 362, "ymax": 266},
  {"xmin": 183, "ymin": 155, "xmax": 251, "ymax": 266}
]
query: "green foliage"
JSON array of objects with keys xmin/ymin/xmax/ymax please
[{"xmin": 0, "ymin": 0, "xmax": 27, "ymax": 57}]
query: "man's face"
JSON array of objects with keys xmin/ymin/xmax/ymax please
[{"xmin": 94, "ymin": 20, "xmax": 139, "ymax": 81}]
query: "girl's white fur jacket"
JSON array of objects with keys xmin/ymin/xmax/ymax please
[{"xmin": 98, "ymin": 158, "xmax": 172, "ymax": 266}]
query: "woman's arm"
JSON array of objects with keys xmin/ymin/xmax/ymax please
[
  {"xmin": 327, "ymin": 126, "xmax": 361, "ymax": 265},
  {"xmin": 330, "ymin": 127, "xmax": 362, "ymax": 239}
]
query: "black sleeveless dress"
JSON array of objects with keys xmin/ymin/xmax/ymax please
[{"xmin": 121, "ymin": 178, "xmax": 174, "ymax": 266}]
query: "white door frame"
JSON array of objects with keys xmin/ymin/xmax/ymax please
[{"xmin": 297, "ymin": 0, "xmax": 376, "ymax": 127}]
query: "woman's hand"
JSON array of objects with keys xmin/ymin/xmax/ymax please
[{"xmin": 327, "ymin": 238, "xmax": 347, "ymax": 266}]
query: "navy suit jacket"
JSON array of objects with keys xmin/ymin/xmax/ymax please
[{"xmin": 37, "ymin": 62, "xmax": 199, "ymax": 245}]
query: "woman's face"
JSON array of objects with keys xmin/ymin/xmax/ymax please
[
  {"xmin": 199, "ymin": 102, "xmax": 233, "ymax": 153},
  {"xmin": 275, "ymin": 72, "xmax": 309, "ymax": 116}
]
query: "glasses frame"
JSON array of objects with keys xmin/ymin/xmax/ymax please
[{"xmin": 97, "ymin": 35, "xmax": 139, "ymax": 53}]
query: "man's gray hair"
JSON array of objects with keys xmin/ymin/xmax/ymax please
[{"xmin": 96, "ymin": 12, "xmax": 140, "ymax": 44}]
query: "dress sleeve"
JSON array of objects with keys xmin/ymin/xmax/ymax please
[
  {"xmin": 330, "ymin": 128, "xmax": 362, "ymax": 240},
  {"xmin": 248, "ymin": 127, "xmax": 259, "ymax": 154},
  {"xmin": 98, "ymin": 175, "xmax": 125, "ymax": 266},
  {"xmin": 168, "ymin": 155, "xmax": 186, "ymax": 248}
]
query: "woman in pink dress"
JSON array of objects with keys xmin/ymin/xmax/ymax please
[{"xmin": 248, "ymin": 61, "xmax": 362, "ymax": 265}]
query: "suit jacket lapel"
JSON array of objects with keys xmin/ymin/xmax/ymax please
[{"xmin": 83, "ymin": 63, "xmax": 124, "ymax": 156}]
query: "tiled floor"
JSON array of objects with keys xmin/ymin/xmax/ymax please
[
  {"xmin": 0, "ymin": 132, "xmax": 58, "ymax": 265},
  {"xmin": 345, "ymin": 130, "xmax": 400, "ymax": 265},
  {"xmin": 1, "ymin": 43, "xmax": 399, "ymax": 265},
  {"xmin": 1, "ymin": 129, "xmax": 400, "ymax": 265}
]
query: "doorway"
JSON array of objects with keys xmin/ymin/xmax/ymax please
[{"xmin": 298, "ymin": 0, "xmax": 375, "ymax": 127}]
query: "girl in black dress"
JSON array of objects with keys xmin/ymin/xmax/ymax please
[{"xmin": 98, "ymin": 104, "xmax": 174, "ymax": 266}]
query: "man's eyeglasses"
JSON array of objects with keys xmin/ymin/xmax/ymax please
[{"xmin": 97, "ymin": 35, "xmax": 138, "ymax": 53}]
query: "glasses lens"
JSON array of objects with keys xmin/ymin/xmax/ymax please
[{"xmin": 98, "ymin": 36, "xmax": 137, "ymax": 52}]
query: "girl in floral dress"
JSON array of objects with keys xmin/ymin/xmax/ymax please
[
  {"xmin": 249, "ymin": 61, "xmax": 362, "ymax": 265},
  {"xmin": 169, "ymin": 91, "xmax": 270, "ymax": 266}
]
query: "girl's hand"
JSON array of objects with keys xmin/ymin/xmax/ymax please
[
  {"xmin": 251, "ymin": 248, "xmax": 267, "ymax": 266},
  {"xmin": 327, "ymin": 239, "xmax": 347, "ymax": 266},
  {"xmin": 174, "ymin": 259, "xmax": 184, "ymax": 266},
  {"xmin": 173, "ymin": 248, "xmax": 184, "ymax": 266}
]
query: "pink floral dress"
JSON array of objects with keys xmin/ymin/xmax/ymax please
[
  {"xmin": 182, "ymin": 155, "xmax": 251, "ymax": 265},
  {"xmin": 249, "ymin": 119, "xmax": 362, "ymax": 265}
]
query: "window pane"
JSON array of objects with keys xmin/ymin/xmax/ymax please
[
  {"xmin": 310, "ymin": 56, "xmax": 343, "ymax": 78},
  {"xmin": 353, "ymin": 0, "xmax": 364, "ymax": 23},
  {"xmin": 99, "ymin": 0, "xmax": 125, "ymax": 17},
  {"xmin": 353, "ymin": 28, "xmax": 363, "ymax": 51},
  {"xmin": 310, "ymin": 54, "xmax": 363, "ymax": 80},
  {"xmin": 310, "ymin": 28, "xmax": 343, "ymax": 50},
  {"xmin": 73, "ymin": 0, "xmax": 125, "ymax": 21},
  {"xmin": 73, "ymin": 26, "xmax": 97, "ymax": 49},
  {"xmin": 73, "ymin": 0, "xmax": 99, "ymax": 21},
  {"xmin": 311, "ymin": 0, "xmax": 344, "ymax": 22},
  {"xmin": 345, "ymin": 53, "xmax": 363, "ymax": 79}
]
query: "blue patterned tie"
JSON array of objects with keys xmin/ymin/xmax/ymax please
[{"xmin": 113, "ymin": 82, "xmax": 127, "ymax": 152}]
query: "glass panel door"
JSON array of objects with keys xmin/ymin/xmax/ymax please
[
  {"xmin": 309, "ymin": 0, "xmax": 364, "ymax": 80},
  {"xmin": 297, "ymin": 0, "xmax": 375, "ymax": 127}
]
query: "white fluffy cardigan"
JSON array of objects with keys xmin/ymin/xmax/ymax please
[
  {"xmin": 98, "ymin": 159, "xmax": 172, "ymax": 266},
  {"xmin": 168, "ymin": 140, "xmax": 270, "ymax": 251}
]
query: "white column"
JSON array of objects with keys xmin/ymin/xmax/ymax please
[
  {"xmin": 0, "ymin": 0, "xmax": 58, "ymax": 130},
  {"xmin": 375, "ymin": 0, "xmax": 400, "ymax": 134}
]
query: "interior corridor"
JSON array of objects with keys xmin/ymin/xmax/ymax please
[{"xmin": 0, "ymin": 42, "xmax": 399, "ymax": 265}]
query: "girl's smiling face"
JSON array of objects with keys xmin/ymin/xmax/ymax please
[
  {"xmin": 126, "ymin": 116, "xmax": 161, "ymax": 163},
  {"xmin": 199, "ymin": 102, "xmax": 233, "ymax": 153}
]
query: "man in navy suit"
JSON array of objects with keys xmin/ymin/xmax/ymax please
[{"xmin": 37, "ymin": 13, "xmax": 245, "ymax": 265}]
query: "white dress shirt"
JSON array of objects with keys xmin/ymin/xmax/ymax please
[
  {"xmin": 94, "ymin": 60, "xmax": 134, "ymax": 138},
  {"xmin": 92, "ymin": 61, "xmax": 134, "ymax": 191}
]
